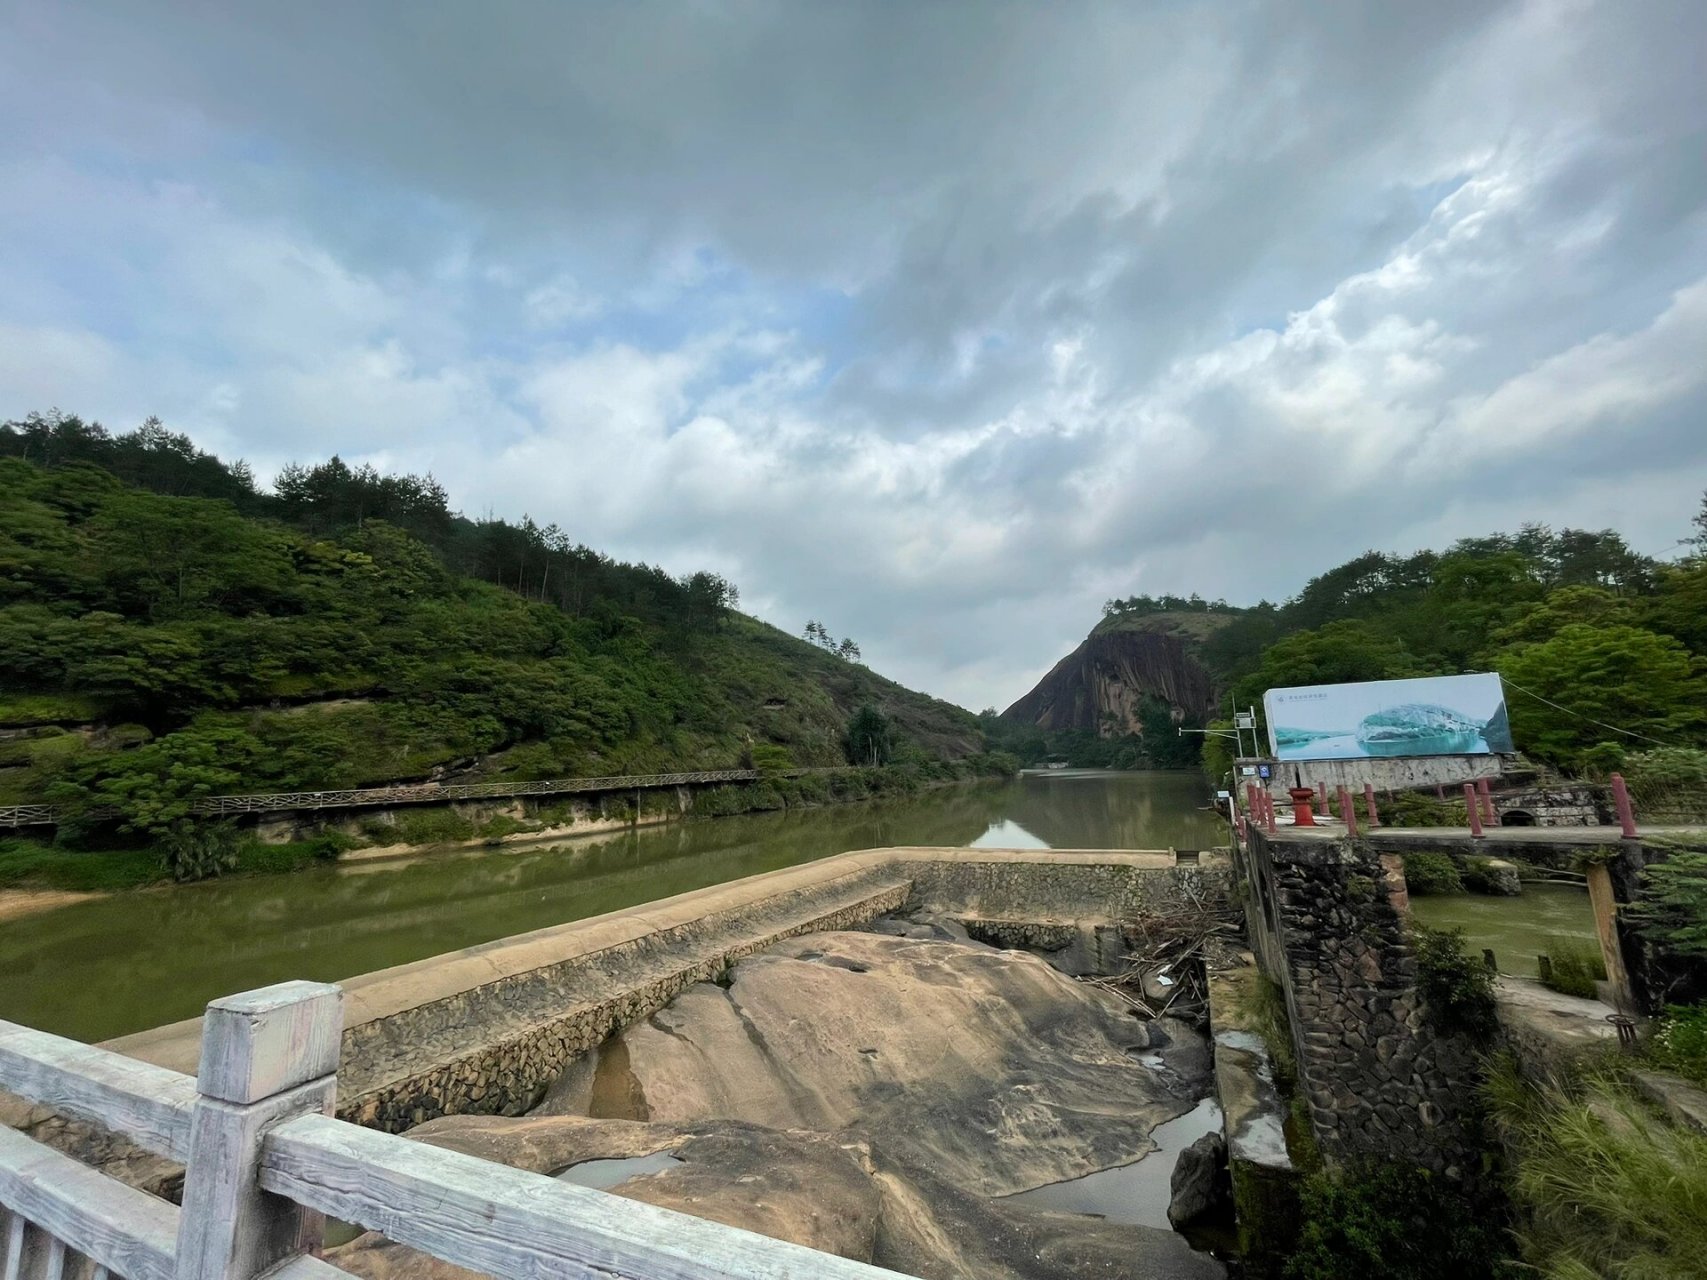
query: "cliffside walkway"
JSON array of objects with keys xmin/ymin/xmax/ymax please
[{"xmin": 0, "ymin": 767, "xmax": 850, "ymax": 829}]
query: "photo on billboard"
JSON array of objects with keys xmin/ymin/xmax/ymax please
[{"xmin": 1263, "ymin": 672, "xmax": 1515, "ymax": 761}]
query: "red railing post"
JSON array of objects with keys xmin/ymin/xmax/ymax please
[
  {"xmin": 1337, "ymin": 786, "xmax": 1358, "ymax": 837},
  {"xmin": 1264, "ymin": 789, "xmax": 1278, "ymax": 834},
  {"xmin": 1464, "ymin": 783, "xmax": 1484, "ymax": 837},
  {"xmin": 1476, "ymin": 777, "xmax": 1498, "ymax": 827},
  {"xmin": 1611, "ymin": 772, "xmax": 1637, "ymax": 838},
  {"xmin": 1364, "ymin": 783, "xmax": 1380, "ymax": 828}
]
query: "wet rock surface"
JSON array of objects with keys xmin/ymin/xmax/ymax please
[
  {"xmin": 331, "ymin": 930, "xmax": 1225, "ymax": 1280},
  {"xmin": 562, "ymin": 930, "xmax": 1201, "ymax": 1197},
  {"xmin": 1168, "ymin": 1130, "xmax": 1228, "ymax": 1228}
]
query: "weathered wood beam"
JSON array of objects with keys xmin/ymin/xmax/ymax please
[
  {"xmin": 175, "ymin": 983, "xmax": 343, "ymax": 1280},
  {"xmin": 0, "ymin": 1023, "xmax": 196, "ymax": 1162},
  {"xmin": 261, "ymin": 1112, "xmax": 913, "ymax": 1280},
  {"xmin": 0, "ymin": 1126, "xmax": 178, "ymax": 1280}
]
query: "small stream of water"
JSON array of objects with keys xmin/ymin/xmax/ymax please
[{"xmin": 1001, "ymin": 1095, "xmax": 1223, "ymax": 1229}]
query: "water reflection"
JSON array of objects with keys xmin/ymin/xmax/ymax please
[
  {"xmin": 970, "ymin": 819, "xmax": 1049, "ymax": 848},
  {"xmin": 0, "ymin": 770, "xmax": 1220, "ymax": 1042}
]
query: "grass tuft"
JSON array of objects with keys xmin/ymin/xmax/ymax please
[{"xmin": 1488, "ymin": 1057, "xmax": 1707, "ymax": 1280}]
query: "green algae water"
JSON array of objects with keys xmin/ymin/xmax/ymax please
[
  {"xmin": 0, "ymin": 769, "xmax": 1220, "ymax": 1043},
  {"xmin": 1408, "ymin": 881, "xmax": 1598, "ymax": 978}
]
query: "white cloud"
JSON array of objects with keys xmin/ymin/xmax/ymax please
[{"xmin": 1, "ymin": 0, "xmax": 1704, "ymax": 711}]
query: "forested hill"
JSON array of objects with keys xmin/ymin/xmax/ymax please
[
  {"xmin": 999, "ymin": 513, "xmax": 1707, "ymax": 775},
  {"xmin": 0, "ymin": 411, "xmax": 985, "ymax": 833}
]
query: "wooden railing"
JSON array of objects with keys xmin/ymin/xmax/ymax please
[
  {"xmin": 0, "ymin": 768, "xmax": 802, "ymax": 828},
  {"xmin": 0, "ymin": 982, "xmax": 908, "ymax": 1280}
]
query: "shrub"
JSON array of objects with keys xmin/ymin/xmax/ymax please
[
  {"xmin": 391, "ymin": 808, "xmax": 476, "ymax": 845},
  {"xmin": 0, "ymin": 838, "xmax": 162, "ymax": 891},
  {"xmin": 747, "ymin": 744, "xmax": 794, "ymax": 773},
  {"xmin": 233, "ymin": 832, "xmax": 360, "ymax": 875},
  {"xmin": 478, "ymin": 813, "xmax": 533, "ymax": 841},
  {"xmin": 159, "ymin": 820, "xmax": 241, "ymax": 882},
  {"xmin": 1621, "ymin": 747, "xmax": 1707, "ymax": 820},
  {"xmin": 1625, "ymin": 849, "xmax": 1707, "ymax": 962},
  {"xmin": 1384, "ymin": 791, "xmax": 1469, "ymax": 828},
  {"xmin": 1286, "ymin": 1162, "xmax": 1511, "ymax": 1280},
  {"xmin": 1403, "ymin": 852, "xmax": 1464, "ymax": 895},
  {"xmin": 1460, "ymin": 857, "xmax": 1516, "ymax": 895},
  {"xmin": 1539, "ymin": 939, "xmax": 1606, "ymax": 999},
  {"xmin": 1413, "ymin": 924, "xmax": 1499, "ymax": 1043},
  {"xmin": 1647, "ymin": 1004, "xmax": 1707, "ymax": 1088}
]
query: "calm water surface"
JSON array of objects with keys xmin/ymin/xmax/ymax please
[
  {"xmin": 0, "ymin": 769, "xmax": 1221, "ymax": 1042},
  {"xmin": 1408, "ymin": 881, "xmax": 1597, "ymax": 977}
]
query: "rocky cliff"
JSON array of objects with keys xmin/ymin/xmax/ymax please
[{"xmin": 1002, "ymin": 613, "xmax": 1228, "ymax": 735}]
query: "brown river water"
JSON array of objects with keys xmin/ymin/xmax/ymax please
[{"xmin": 0, "ymin": 769, "xmax": 1223, "ymax": 1042}]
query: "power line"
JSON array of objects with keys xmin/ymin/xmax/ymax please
[{"xmin": 1501, "ymin": 677, "xmax": 1676, "ymax": 748}]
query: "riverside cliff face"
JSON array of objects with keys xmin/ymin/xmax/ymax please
[{"xmin": 1003, "ymin": 615, "xmax": 1225, "ymax": 735}]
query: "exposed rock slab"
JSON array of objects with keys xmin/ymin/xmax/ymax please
[
  {"xmin": 329, "ymin": 1111, "xmax": 1223, "ymax": 1280},
  {"xmin": 562, "ymin": 930, "xmax": 1204, "ymax": 1197},
  {"xmin": 334, "ymin": 929, "xmax": 1227, "ymax": 1278},
  {"xmin": 1001, "ymin": 620, "xmax": 1222, "ymax": 734}
]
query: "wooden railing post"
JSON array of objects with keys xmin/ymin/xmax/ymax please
[{"xmin": 175, "ymin": 981, "xmax": 343, "ymax": 1280}]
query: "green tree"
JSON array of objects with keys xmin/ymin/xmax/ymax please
[
  {"xmin": 1497, "ymin": 624, "xmax": 1705, "ymax": 767},
  {"xmin": 1198, "ymin": 718, "xmax": 1237, "ymax": 783},
  {"xmin": 1645, "ymin": 561, "xmax": 1707, "ymax": 656},
  {"xmin": 1235, "ymin": 620, "xmax": 1428, "ymax": 732},
  {"xmin": 49, "ymin": 725, "xmax": 264, "ymax": 867},
  {"xmin": 844, "ymin": 704, "xmax": 893, "ymax": 766},
  {"xmin": 1486, "ymin": 584, "xmax": 1637, "ymax": 650}
]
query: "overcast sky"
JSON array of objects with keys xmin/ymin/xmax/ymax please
[{"xmin": 3, "ymin": 2, "xmax": 1705, "ymax": 712}]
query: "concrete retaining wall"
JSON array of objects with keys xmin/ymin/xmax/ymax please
[
  {"xmin": 1246, "ymin": 754, "xmax": 1503, "ymax": 803},
  {"xmin": 110, "ymin": 847, "xmax": 1226, "ymax": 1133}
]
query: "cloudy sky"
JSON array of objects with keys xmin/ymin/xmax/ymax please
[{"xmin": 3, "ymin": 2, "xmax": 1705, "ymax": 711}]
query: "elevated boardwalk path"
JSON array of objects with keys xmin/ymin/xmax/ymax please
[{"xmin": 0, "ymin": 767, "xmax": 847, "ymax": 829}]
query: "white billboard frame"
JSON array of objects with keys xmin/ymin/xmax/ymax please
[{"xmin": 1263, "ymin": 672, "xmax": 1514, "ymax": 762}]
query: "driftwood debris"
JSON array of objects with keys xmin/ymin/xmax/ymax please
[{"xmin": 1082, "ymin": 883, "xmax": 1241, "ymax": 1021}]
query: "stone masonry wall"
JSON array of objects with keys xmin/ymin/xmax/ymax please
[
  {"xmin": 1243, "ymin": 831, "xmax": 1483, "ymax": 1174},
  {"xmin": 1246, "ymin": 753, "xmax": 1503, "ymax": 804}
]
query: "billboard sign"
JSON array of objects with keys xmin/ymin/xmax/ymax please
[{"xmin": 1264, "ymin": 673, "xmax": 1514, "ymax": 761}]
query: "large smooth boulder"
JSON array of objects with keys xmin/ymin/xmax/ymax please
[
  {"xmin": 332, "ymin": 931, "xmax": 1226, "ymax": 1280},
  {"xmin": 328, "ymin": 1111, "xmax": 1224, "ymax": 1280},
  {"xmin": 553, "ymin": 930, "xmax": 1205, "ymax": 1197}
]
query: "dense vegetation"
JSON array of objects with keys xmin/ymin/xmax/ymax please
[
  {"xmin": 1172, "ymin": 507, "xmax": 1707, "ymax": 778},
  {"xmin": 978, "ymin": 699, "xmax": 1206, "ymax": 772},
  {"xmin": 0, "ymin": 410, "xmax": 994, "ymax": 869}
]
